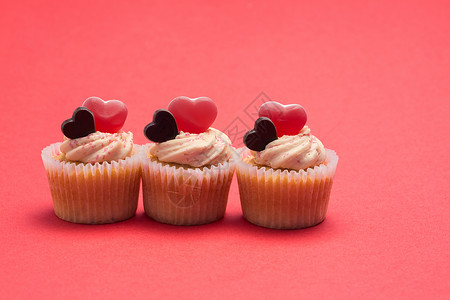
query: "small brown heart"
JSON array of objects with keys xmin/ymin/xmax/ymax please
[
  {"xmin": 61, "ymin": 107, "xmax": 95, "ymax": 139},
  {"xmin": 144, "ymin": 109, "xmax": 179, "ymax": 143},
  {"xmin": 243, "ymin": 117, "xmax": 277, "ymax": 151}
]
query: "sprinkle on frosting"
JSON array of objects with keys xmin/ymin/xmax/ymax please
[
  {"xmin": 60, "ymin": 131, "xmax": 134, "ymax": 164},
  {"xmin": 251, "ymin": 126, "xmax": 326, "ymax": 171},
  {"xmin": 150, "ymin": 128, "xmax": 233, "ymax": 167}
]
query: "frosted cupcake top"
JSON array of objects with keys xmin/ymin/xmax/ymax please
[
  {"xmin": 144, "ymin": 96, "xmax": 233, "ymax": 167},
  {"xmin": 251, "ymin": 126, "xmax": 326, "ymax": 170},
  {"xmin": 150, "ymin": 128, "xmax": 232, "ymax": 167},
  {"xmin": 59, "ymin": 97, "xmax": 133, "ymax": 164},
  {"xmin": 60, "ymin": 131, "xmax": 133, "ymax": 164},
  {"xmin": 244, "ymin": 101, "xmax": 326, "ymax": 171}
]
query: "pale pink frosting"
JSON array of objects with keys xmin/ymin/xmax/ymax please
[
  {"xmin": 60, "ymin": 131, "xmax": 134, "ymax": 163},
  {"xmin": 150, "ymin": 128, "xmax": 233, "ymax": 167},
  {"xmin": 251, "ymin": 126, "xmax": 326, "ymax": 170}
]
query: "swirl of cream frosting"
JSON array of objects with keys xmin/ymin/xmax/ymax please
[
  {"xmin": 60, "ymin": 131, "xmax": 134, "ymax": 164},
  {"xmin": 150, "ymin": 128, "xmax": 233, "ymax": 167},
  {"xmin": 251, "ymin": 126, "xmax": 326, "ymax": 170}
]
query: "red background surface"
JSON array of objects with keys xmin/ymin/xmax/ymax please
[{"xmin": 1, "ymin": 0, "xmax": 449, "ymax": 298}]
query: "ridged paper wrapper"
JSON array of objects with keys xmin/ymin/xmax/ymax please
[
  {"xmin": 41, "ymin": 143, "xmax": 141, "ymax": 224},
  {"xmin": 235, "ymin": 148, "xmax": 338, "ymax": 229},
  {"xmin": 139, "ymin": 144, "xmax": 235, "ymax": 225}
]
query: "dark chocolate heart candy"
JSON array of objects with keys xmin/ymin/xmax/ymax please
[
  {"xmin": 144, "ymin": 109, "xmax": 179, "ymax": 143},
  {"xmin": 61, "ymin": 107, "xmax": 96, "ymax": 139},
  {"xmin": 243, "ymin": 117, "xmax": 277, "ymax": 151}
]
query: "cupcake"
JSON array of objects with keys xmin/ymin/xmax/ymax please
[
  {"xmin": 41, "ymin": 97, "xmax": 141, "ymax": 224},
  {"xmin": 236, "ymin": 101, "xmax": 338, "ymax": 229},
  {"xmin": 140, "ymin": 96, "xmax": 235, "ymax": 225}
]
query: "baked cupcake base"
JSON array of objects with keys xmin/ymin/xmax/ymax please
[
  {"xmin": 139, "ymin": 144, "xmax": 235, "ymax": 226},
  {"xmin": 236, "ymin": 148, "xmax": 338, "ymax": 229},
  {"xmin": 41, "ymin": 143, "xmax": 141, "ymax": 224}
]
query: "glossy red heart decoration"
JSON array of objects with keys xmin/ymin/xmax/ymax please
[
  {"xmin": 82, "ymin": 97, "xmax": 128, "ymax": 133},
  {"xmin": 168, "ymin": 96, "xmax": 217, "ymax": 134},
  {"xmin": 258, "ymin": 101, "xmax": 307, "ymax": 137}
]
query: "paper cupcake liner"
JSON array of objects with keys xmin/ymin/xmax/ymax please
[
  {"xmin": 41, "ymin": 143, "xmax": 142, "ymax": 224},
  {"xmin": 235, "ymin": 148, "xmax": 338, "ymax": 229},
  {"xmin": 138, "ymin": 144, "xmax": 235, "ymax": 225}
]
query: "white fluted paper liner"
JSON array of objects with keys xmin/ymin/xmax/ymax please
[
  {"xmin": 41, "ymin": 143, "xmax": 141, "ymax": 224},
  {"xmin": 138, "ymin": 144, "xmax": 235, "ymax": 225},
  {"xmin": 235, "ymin": 148, "xmax": 338, "ymax": 229}
]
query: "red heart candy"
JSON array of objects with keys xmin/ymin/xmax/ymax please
[
  {"xmin": 258, "ymin": 101, "xmax": 307, "ymax": 137},
  {"xmin": 82, "ymin": 97, "xmax": 128, "ymax": 133},
  {"xmin": 168, "ymin": 96, "xmax": 217, "ymax": 134}
]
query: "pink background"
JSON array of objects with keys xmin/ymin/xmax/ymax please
[{"xmin": 1, "ymin": 0, "xmax": 449, "ymax": 298}]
